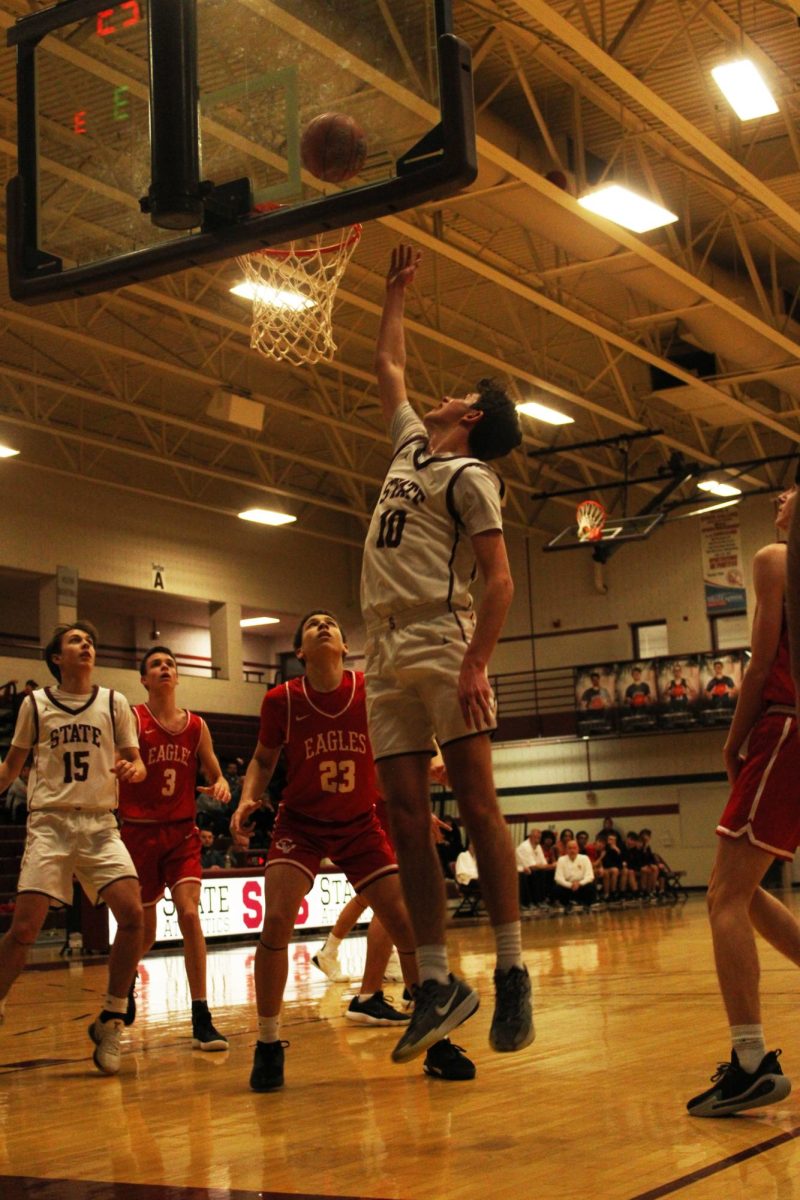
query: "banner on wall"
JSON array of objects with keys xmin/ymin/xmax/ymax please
[
  {"xmin": 109, "ymin": 870, "xmax": 374, "ymax": 945},
  {"xmin": 700, "ymin": 510, "xmax": 746, "ymax": 614}
]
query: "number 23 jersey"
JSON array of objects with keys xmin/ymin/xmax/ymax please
[
  {"xmin": 118, "ymin": 704, "xmax": 204, "ymax": 822},
  {"xmin": 258, "ymin": 671, "xmax": 380, "ymax": 822}
]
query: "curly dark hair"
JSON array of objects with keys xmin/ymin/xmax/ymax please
[{"xmin": 467, "ymin": 378, "xmax": 522, "ymax": 462}]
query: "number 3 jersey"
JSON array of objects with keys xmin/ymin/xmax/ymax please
[
  {"xmin": 12, "ymin": 686, "xmax": 138, "ymax": 812},
  {"xmin": 118, "ymin": 704, "xmax": 204, "ymax": 822},
  {"xmin": 360, "ymin": 401, "xmax": 504, "ymax": 623},
  {"xmin": 258, "ymin": 670, "xmax": 380, "ymax": 822}
]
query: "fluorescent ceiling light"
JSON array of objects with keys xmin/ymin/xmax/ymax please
[
  {"xmin": 230, "ymin": 282, "xmax": 315, "ymax": 312},
  {"xmin": 711, "ymin": 60, "xmax": 778, "ymax": 121},
  {"xmin": 577, "ymin": 184, "xmax": 678, "ymax": 233},
  {"xmin": 516, "ymin": 400, "xmax": 573, "ymax": 425},
  {"xmin": 238, "ymin": 508, "xmax": 297, "ymax": 527},
  {"xmin": 240, "ymin": 616, "xmax": 280, "ymax": 627},
  {"xmin": 697, "ymin": 479, "xmax": 742, "ymax": 497},
  {"xmin": 0, "ymin": 444, "xmax": 20, "ymax": 458},
  {"xmin": 685, "ymin": 498, "xmax": 740, "ymax": 517}
]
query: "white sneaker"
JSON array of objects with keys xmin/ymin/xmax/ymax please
[
  {"xmin": 383, "ymin": 949, "xmax": 403, "ymax": 983},
  {"xmin": 88, "ymin": 1016, "xmax": 124, "ymax": 1075},
  {"xmin": 311, "ymin": 947, "xmax": 350, "ymax": 983}
]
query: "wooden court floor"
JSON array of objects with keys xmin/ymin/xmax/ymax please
[{"xmin": 2, "ymin": 895, "xmax": 800, "ymax": 1200}]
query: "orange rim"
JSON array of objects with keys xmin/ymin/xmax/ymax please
[{"xmin": 246, "ymin": 201, "xmax": 362, "ymax": 259}]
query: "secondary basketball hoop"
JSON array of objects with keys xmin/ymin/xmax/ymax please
[
  {"xmin": 576, "ymin": 499, "xmax": 607, "ymax": 542},
  {"xmin": 235, "ymin": 215, "xmax": 361, "ymax": 366}
]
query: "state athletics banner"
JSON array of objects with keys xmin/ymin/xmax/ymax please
[
  {"xmin": 108, "ymin": 870, "xmax": 374, "ymax": 945},
  {"xmin": 700, "ymin": 509, "xmax": 746, "ymax": 615}
]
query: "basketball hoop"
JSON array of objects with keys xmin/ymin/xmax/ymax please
[
  {"xmin": 235, "ymin": 209, "xmax": 361, "ymax": 365},
  {"xmin": 576, "ymin": 499, "xmax": 607, "ymax": 543}
]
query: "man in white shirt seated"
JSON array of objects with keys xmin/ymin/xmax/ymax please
[
  {"xmin": 515, "ymin": 828, "xmax": 548, "ymax": 911},
  {"xmin": 554, "ymin": 839, "xmax": 597, "ymax": 913},
  {"xmin": 455, "ymin": 844, "xmax": 479, "ymax": 890}
]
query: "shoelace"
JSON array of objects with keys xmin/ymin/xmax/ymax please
[
  {"xmin": 494, "ymin": 969, "xmax": 525, "ymax": 1020},
  {"xmin": 411, "ymin": 978, "xmax": 446, "ymax": 1018}
]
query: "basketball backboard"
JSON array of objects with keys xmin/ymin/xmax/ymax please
[
  {"xmin": 7, "ymin": 0, "xmax": 476, "ymax": 302},
  {"xmin": 544, "ymin": 511, "xmax": 665, "ymax": 552}
]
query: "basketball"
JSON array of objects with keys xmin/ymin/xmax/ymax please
[{"xmin": 300, "ymin": 113, "xmax": 367, "ymax": 183}]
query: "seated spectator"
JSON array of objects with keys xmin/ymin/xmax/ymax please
[
  {"xmin": 516, "ymin": 828, "xmax": 548, "ymax": 910},
  {"xmin": 599, "ymin": 833, "xmax": 624, "ymax": 903},
  {"xmin": 435, "ymin": 815, "xmax": 463, "ymax": 880},
  {"xmin": 596, "ymin": 815, "xmax": 626, "ymax": 849},
  {"xmin": 555, "ymin": 839, "xmax": 597, "ymax": 912},
  {"xmin": 455, "ymin": 843, "xmax": 479, "ymax": 892},
  {"xmin": 200, "ymin": 828, "xmax": 226, "ymax": 870},
  {"xmin": 196, "ymin": 787, "xmax": 230, "ymax": 837},
  {"xmin": 555, "ymin": 827, "xmax": 575, "ymax": 859},
  {"xmin": 623, "ymin": 831, "xmax": 644, "ymax": 897},
  {"xmin": 639, "ymin": 828, "xmax": 664, "ymax": 898},
  {"xmin": 539, "ymin": 830, "xmax": 559, "ymax": 905},
  {"xmin": 576, "ymin": 830, "xmax": 599, "ymax": 862}
]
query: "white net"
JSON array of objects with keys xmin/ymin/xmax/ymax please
[
  {"xmin": 576, "ymin": 499, "xmax": 606, "ymax": 542},
  {"xmin": 236, "ymin": 225, "xmax": 361, "ymax": 366}
]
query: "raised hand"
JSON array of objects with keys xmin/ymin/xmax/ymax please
[{"xmin": 387, "ymin": 243, "xmax": 421, "ymax": 290}]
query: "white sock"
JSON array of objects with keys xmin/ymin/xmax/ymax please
[
  {"xmin": 731, "ymin": 1024, "xmax": 766, "ymax": 1073},
  {"xmin": 258, "ymin": 1015, "xmax": 280, "ymax": 1044},
  {"xmin": 416, "ymin": 944, "xmax": 449, "ymax": 985},
  {"xmin": 102, "ymin": 993, "xmax": 128, "ymax": 1018},
  {"xmin": 494, "ymin": 921, "xmax": 524, "ymax": 971},
  {"xmin": 323, "ymin": 933, "xmax": 341, "ymax": 954}
]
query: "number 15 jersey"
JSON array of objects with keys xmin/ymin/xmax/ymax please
[{"xmin": 258, "ymin": 671, "xmax": 379, "ymax": 822}]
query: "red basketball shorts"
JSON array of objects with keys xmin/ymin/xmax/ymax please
[
  {"xmin": 717, "ymin": 712, "xmax": 800, "ymax": 861},
  {"xmin": 120, "ymin": 819, "xmax": 202, "ymax": 904},
  {"xmin": 266, "ymin": 805, "xmax": 397, "ymax": 892}
]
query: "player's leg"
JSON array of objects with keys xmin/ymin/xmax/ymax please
[
  {"xmin": 89, "ymin": 875, "xmax": 144, "ymax": 1075},
  {"xmin": 443, "ymin": 734, "xmax": 533, "ymax": 1055},
  {"xmin": 250, "ymin": 862, "xmax": 309, "ymax": 1092},
  {"xmin": 0, "ymin": 893, "xmax": 51, "ymax": 1019},
  {"xmin": 312, "ymin": 891, "xmax": 365, "ymax": 982},
  {"xmin": 170, "ymin": 879, "xmax": 228, "ymax": 1051},
  {"xmin": 375, "ymin": 754, "xmax": 478, "ymax": 1062},
  {"xmin": 687, "ymin": 836, "xmax": 790, "ymax": 1116}
]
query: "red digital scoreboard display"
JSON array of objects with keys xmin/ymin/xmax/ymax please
[{"xmin": 73, "ymin": 2, "xmax": 143, "ymax": 135}]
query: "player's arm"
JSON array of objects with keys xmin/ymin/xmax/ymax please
[
  {"xmin": 0, "ymin": 744, "xmax": 29, "ymax": 793},
  {"xmin": 374, "ymin": 244, "xmax": 421, "ymax": 426},
  {"xmin": 113, "ymin": 745, "xmax": 146, "ymax": 784},
  {"xmin": 231, "ymin": 741, "xmax": 281, "ymax": 838},
  {"xmin": 196, "ymin": 722, "xmax": 231, "ymax": 804},
  {"xmin": 458, "ymin": 528, "xmax": 514, "ymax": 729},
  {"xmin": 787, "ymin": 495, "xmax": 800, "ymax": 728},
  {"xmin": 723, "ymin": 544, "xmax": 786, "ymax": 784}
]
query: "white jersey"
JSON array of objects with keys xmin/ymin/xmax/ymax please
[
  {"xmin": 361, "ymin": 402, "xmax": 504, "ymax": 624},
  {"xmin": 12, "ymin": 686, "xmax": 138, "ymax": 812}
]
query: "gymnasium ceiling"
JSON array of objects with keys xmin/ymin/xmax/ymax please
[{"xmin": 2, "ymin": 0, "xmax": 800, "ymax": 550}]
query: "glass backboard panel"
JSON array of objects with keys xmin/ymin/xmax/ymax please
[{"xmin": 7, "ymin": 0, "xmax": 475, "ymax": 301}]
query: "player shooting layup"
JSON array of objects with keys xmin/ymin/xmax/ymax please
[
  {"xmin": 687, "ymin": 485, "xmax": 799, "ymax": 1116},
  {"xmin": 0, "ymin": 622, "xmax": 145, "ymax": 1075},
  {"xmin": 361, "ymin": 244, "xmax": 533, "ymax": 1063},
  {"xmin": 118, "ymin": 645, "xmax": 230, "ymax": 1051}
]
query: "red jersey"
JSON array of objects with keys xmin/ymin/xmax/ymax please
[
  {"xmin": 763, "ymin": 619, "xmax": 794, "ymax": 708},
  {"xmin": 118, "ymin": 703, "xmax": 204, "ymax": 822},
  {"xmin": 258, "ymin": 670, "xmax": 380, "ymax": 822}
]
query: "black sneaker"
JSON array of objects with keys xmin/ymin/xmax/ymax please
[
  {"xmin": 345, "ymin": 990, "xmax": 410, "ymax": 1026},
  {"xmin": 423, "ymin": 1039, "xmax": 476, "ymax": 1081},
  {"xmin": 391, "ymin": 975, "xmax": 479, "ymax": 1064},
  {"xmin": 687, "ymin": 1050, "xmax": 791, "ymax": 1117},
  {"xmin": 191, "ymin": 1011, "xmax": 229, "ymax": 1052},
  {"xmin": 123, "ymin": 971, "xmax": 138, "ymax": 1028},
  {"xmin": 490, "ymin": 965, "xmax": 534, "ymax": 1053},
  {"xmin": 250, "ymin": 1039, "xmax": 287, "ymax": 1092}
]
